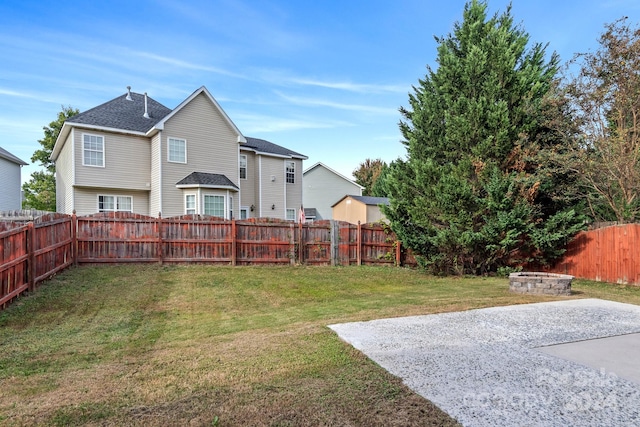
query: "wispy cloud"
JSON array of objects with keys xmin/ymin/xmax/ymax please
[
  {"xmin": 234, "ymin": 113, "xmax": 352, "ymax": 133},
  {"xmin": 289, "ymin": 78, "xmax": 407, "ymax": 94},
  {"xmin": 132, "ymin": 51, "xmax": 246, "ymax": 79},
  {"xmin": 275, "ymin": 91, "xmax": 398, "ymax": 115}
]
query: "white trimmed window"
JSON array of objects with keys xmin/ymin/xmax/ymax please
[
  {"xmin": 240, "ymin": 208, "xmax": 248, "ymax": 220},
  {"xmin": 185, "ymin": 194, "xmax": 196, "ymax": 215},
  {"xmin": 203, "ymin": 195, "xmax": 225, "ymax": 217},
  {"xmin": 168, "ymin": 137, "xmax": 186, "ymax": 163},
  {"xmin": 286, "ymin": 208, "xmax": 296, "ymax": 221},
  {"xmin": 286, "ymin": 161, "xmax": 295, "ymax": 184},
  {"xmin": 83, "ymin": 134, "xmax": 104, "ymax": 167},
  {"xmin": 239, "ymin": 155, "xmax": 247, "ymax": 179},
  {"xmin": 98, "ymin": 195, "xmax": 133, "ymax": 212},
  {"xmin": 229, "ymin": 196, "xmax": 234, "ymax": 219}
]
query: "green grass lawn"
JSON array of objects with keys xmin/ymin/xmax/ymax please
[{"xmin": 1, "ymin": 265, "xmax": 639, "ymax": 426}]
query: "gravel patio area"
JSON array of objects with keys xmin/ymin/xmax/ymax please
[{"xmin": 329, "ymin": 299, "xmax": 640, "ymax": 427}]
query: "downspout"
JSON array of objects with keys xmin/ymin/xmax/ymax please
[
  {"xmin": 71, "ymin": 128, "xmax": 75, "ymax": 213},
  {"xmin": 258, "ymin": 154, "xmax": 263, "ymax": 217},
  {"xmin": 158, "ymin": 130, "xmax": 163, "ymax": 216},
  {"xmin": 283, "ymin": 159, "xmax": 287, "ymax": 220}
]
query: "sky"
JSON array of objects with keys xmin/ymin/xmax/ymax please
[{"xmin": 1, "ymin": 0, "xmax": 639, "ymax": 184}]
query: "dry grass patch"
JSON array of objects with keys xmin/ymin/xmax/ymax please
[{"xmin": 1, "ymin": 265, "xmax": 639, "ymax": 426}]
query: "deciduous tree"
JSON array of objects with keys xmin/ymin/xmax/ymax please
[
  {"xmin": 353, "ymin": 158, "xmax": 387, "ymax": 196},
  {"xmin": 23, "ymin": 106, "xmax": 78, "ymax": 211},
  {"xmin": 564, "ymin": 17, "xmax": 640, "ymax": 222}
]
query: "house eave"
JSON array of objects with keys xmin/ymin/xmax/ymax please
[
  {"xmin": 239, "ymin": 146, "xmax": 308, "ymax": 160},
  {"xmin": 176, "ymin": 184, "xmax": 239, "ymax": 191}
]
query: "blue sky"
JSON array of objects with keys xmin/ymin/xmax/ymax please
[{"xmin": 1, "ymin": 0, "xmax": 638, "ymax": 184}]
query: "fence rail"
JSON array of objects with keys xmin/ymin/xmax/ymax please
[{"xmin": 1, "ymin": 212, "xmax": 413, "ymax": 309}]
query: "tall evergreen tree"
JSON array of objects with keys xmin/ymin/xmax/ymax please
[
  {"xmin": 385, "ymin": 0, "xmax": 584, "ymax": 274},
  {"xmin": 22, "ymin": 106, "xmax": 78, "ymax": 211}
]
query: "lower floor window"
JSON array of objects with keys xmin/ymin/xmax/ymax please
[
  {"xmin": 185, "ymin": 194, "xmax": 196, "ymax": 215},
  {"xmin": 98, "ymin": 195, "xmax": 133, "ymax": 212},
  {"xmin": 240, "ymin": 208, "xmax": 248, "ymax": 220},
  {"xmin": 204, "ymin": 195, "xmax": 225, "ymax": 217},
  {"xmin": 286, "ymin": 208, "xmax": 296, "ymax": 221}
]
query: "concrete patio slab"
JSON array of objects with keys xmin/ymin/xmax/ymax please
[
  {"xmin": 329, "ymin": 299, "xmax": 640, "ymax": 427},
  {"xmin": 537, "ymin": 332, "xmax": 640, "ymax": 385}
]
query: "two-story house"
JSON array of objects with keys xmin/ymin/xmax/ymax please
[
  {"xmin": 51, "ymin": 86, "xmax": 306, "ymax": 220},
  {"xmin": 0, "ymin": 146, "xmax": 28, "ymax": 211}
]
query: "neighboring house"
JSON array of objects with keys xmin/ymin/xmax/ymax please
[
  {"xmin": 51, "ymin": 86, "xmax": 307, "ymax": 220},
  {"xmin": 303, "ymin": 162, "xmax": 364, "ymax": 221},
  {"xmin": 0, "ymin": 146, "xmax": 28, "ymax": 211},
  {"xmin": 332, "ymin": 195, "xmax": 390, "ymax": 224}
]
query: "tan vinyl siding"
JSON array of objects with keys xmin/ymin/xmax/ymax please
[
  {"xmin": 73, "ymin": 188, "xmax": 150, "ymax": 216},
  {"xmin": 366, "ymin": 204, "xmax": 387, "ymax": 223},
  {"xmin": 0, "ymin": 157, "xmax": 22, "ymax": 211},
  {"xmin": 55, "ymin": 131, "xmax": 75, "ymax": 214},
  {"xmin": 74, "ymin": 130, "xmax": 151, "ymax": 191},
  {"xmin": 149, "ymin": 132, "xmax": 162, "ymax": 217},
  {"xmin": 239, "ymin": 150, "xmax": 256, "ymax": 215},
  {"xmin": 161, "ymin": 92, "xmax": 240, "ymax": 217},
  {"xmin": 285, "ymin": 159, "xmax": 303, "ymax": 215},
  {"xmin": 332, "ymin": 197, "xmax": 367, "ymax": 224},
  {"xmin": 259, "ymin": 156, "xmax": 285, "ymax": 219},
  {"xmin": 303, "ymin": 164, "xmax": 362, "ymax": 220}
]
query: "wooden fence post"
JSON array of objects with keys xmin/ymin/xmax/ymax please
[
  {"xmin": 298, "ymin": 220, "xmax": 304, "ymax": 265},
  {"xmin": 395, "ymin": 240, "xmax": 401, "ymax": 267},
  {"xmin": 157, "ymin": 213, "xmax": 164, "ymax": 265},
  {"xmin": 231, "ymin": 219, "xmax": 237, "ymax": 266},
  {"xmin": 330, "ymin": 220, "xmax": 338, "ymax": 266},
  {"xmin": 72, "ymin": 211, "xmax": 78, "ymax": 267},
  {"xmin": 357, "ymin": 221, "xmax": 362, "ymax": 266},
  {"xmin": 289, "ymin": 223, "xmax": 295, "ymax": 265},
  {"xmin": 27, "ymin": 222, "xmax": 35, "ymax": 292}
]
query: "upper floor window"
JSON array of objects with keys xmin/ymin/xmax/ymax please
[
  {"xmin": 83, "ymin": 134, "xmax": 104, "ymax": 167},
  {"xmin": 168, "ymin": 137, "xmax": 186, "ymax": 163},
  {"xmin": 286, "ymin": 161, "xmax": 295, "ymax": 184},
  {"xmin": 98, "ymin": 195, "xmax": 132, "ymax": 212},
  {"xmin": 239, "ymin": 155, "xmax": 247, "ymax": 179}
]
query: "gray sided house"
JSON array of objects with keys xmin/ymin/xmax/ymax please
[
  {"xmin": 51, "ymin": 86, "xmax": 307, "ymax": 220},
  {"xmin": 0, "ymin": 146, "xmax": 28, "ymax": 211},
  {"xmin": 303, "ymin": 162, "xmax": 364, "ymax": 221}
]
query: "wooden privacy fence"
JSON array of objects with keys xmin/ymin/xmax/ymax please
[
  {"xmin": 75, "ymin": 213, "xmax": 414, "ymax": 266},
  {"xmin": 0, "ymin": 213, "xmax": 74, "ymax": 308},
  {"xmin": 546, "ymin": 224, "xmax": 640, "ymax": 285},
  {"xmin": 1, "ymin": 212, "xmax": 414, "ymax": 309}
]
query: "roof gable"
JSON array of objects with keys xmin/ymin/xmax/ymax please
[
  {"xmin": 153, "ymin": 86, "xmax": 246, "ymax": 143},
  {"xmin": 303, "ymin": 162, "xmax": 363, "ymax": 189},
  {"xmin": 331, "ymin": 195, "xmax": 390, "ymax": 207},
  {"xmin": 0, "ymin": 146, "xmax": 27, "ymax": 165}
]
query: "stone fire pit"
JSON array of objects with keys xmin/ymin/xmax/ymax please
[{"xmin": 508, "ymin": 272, "xmax": 573, "ymax": 296}]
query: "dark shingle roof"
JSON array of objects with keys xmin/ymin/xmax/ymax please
[
  {"xmin": 66, "ymin": 92, "xmax": 172, "ymax": 133},
  {"xmin": 176, "ymin": 172, "xmax": 238, "ymax": 189},
  {"xmin": 350, "ymin": 196, "xmax": 390, "ymax": 206},
  {"xmin": 0, "ymin": 146, "xmax": 27, "ymax": 165},
  {"xmin": 243, "ymin": 137, "xmax": 307, "ymax": 159}
]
